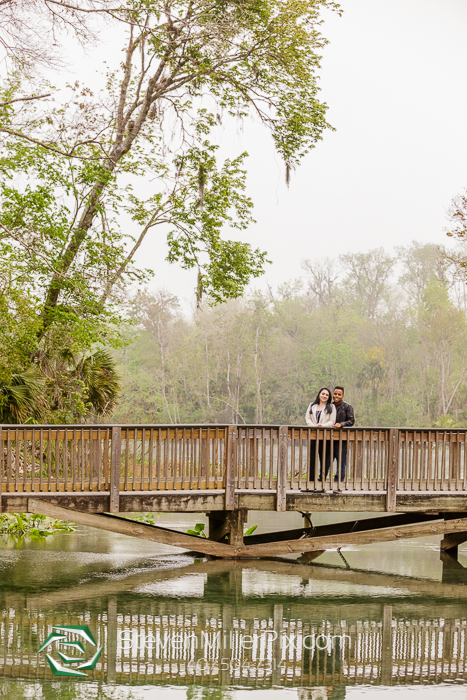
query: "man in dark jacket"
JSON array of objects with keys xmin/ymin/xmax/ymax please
[{"xmin": 332, "ymin": 386, "xmax": 355, "ymax": 483}]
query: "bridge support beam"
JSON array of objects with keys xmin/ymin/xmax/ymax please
[
  {"xmin": 440, "ymin": 531, "xmax": 467, "ymax": 560},
  {"xmin": 209, "ymin": 509, "xmax": 247, "ymax": 546},
  {"xmin": 26, "ymin": 498, "xmax": 467, "ymax": 560}
]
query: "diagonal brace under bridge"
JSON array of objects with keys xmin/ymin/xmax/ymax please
[{"xmin": 28, "ymin": 499, "xmax": 467, "ymax": 559}]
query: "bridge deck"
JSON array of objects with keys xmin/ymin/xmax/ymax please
[{"xmin": 2, "ymin": 424, "xmax": 467, "ymax": 557}]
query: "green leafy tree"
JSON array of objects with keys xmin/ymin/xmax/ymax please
[{"xmin": 0, "ymin": 0, "xmax": 337, "ymax": 419}]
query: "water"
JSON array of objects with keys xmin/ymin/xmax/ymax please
[{"xmin": 1, "ymin": 511, "xmax": 467, "ymax": 699}]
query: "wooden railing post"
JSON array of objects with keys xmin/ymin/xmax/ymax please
[
  {"xmin": 276, "ymin": 426, "xmax": 288, "ymax": 512},
  {"xmin": 0, "ymin": 426, "xmax": 2, "ymax": 513},
  {"xmin": 110, "ymin": 426, "xmax": 121, "ymax": 513},
  {"xmin": 225, "ymin": 426, "xmax": 237, "ymax": 511},
  {"xmin": 387, "ymin": 429, "xmax": 400, "ymax": 512}
]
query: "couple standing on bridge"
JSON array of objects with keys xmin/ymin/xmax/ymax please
[{"xmin": 305, "ymin": 387, "xmax": 355, "ymax": 487}]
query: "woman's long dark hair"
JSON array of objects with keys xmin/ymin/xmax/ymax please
[{"xmin": 311, "ymin": 387, "xmax": 333, "ymax": 414}]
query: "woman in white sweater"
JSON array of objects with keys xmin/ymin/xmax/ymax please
[{"xmin": 305, "ymin": 388, "xmax": 336, "ymax": 484}]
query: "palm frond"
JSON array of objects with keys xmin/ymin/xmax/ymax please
[{"xmin": 0, "ymin": 369, "xmax": 47, "ymax": 423}]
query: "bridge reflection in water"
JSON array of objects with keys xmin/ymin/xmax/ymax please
[{"xmin": 1, "ymin": 557, "xmax": 467, "ymax": 696}]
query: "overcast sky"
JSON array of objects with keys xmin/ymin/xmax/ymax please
[{"xmin": 88, "ymin": 0, "xmax": 467, "ymax": 304}]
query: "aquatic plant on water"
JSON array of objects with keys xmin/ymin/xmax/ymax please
[
  {"xmin": 0, "ymin": 513, "xmax": 76, "ymax": 537},
  {"xmin": 187, "ymin": 523, "xmax": 207, "ymax": 538}
]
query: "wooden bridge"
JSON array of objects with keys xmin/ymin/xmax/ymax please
[{"xmin": 2, "ymin": 424, "xmax": 467, "ymax": 558}]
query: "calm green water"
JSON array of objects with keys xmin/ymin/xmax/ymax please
[{"xmin": 1, "ymin": 511, "xmax": 467, "ymax": 699}]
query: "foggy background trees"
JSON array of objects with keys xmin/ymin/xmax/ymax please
[{"xmin": 113, "ymin": 241, "xmax": 467, "ymax": 428}]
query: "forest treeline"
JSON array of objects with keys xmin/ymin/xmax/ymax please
[{"xmin": 113, "ymin": 241, "xmax": 467, "ymax": 428}]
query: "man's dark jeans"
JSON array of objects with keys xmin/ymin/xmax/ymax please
[{"xmin": 332, "ymin": 441, "xmax": 348, "ymax": 482}]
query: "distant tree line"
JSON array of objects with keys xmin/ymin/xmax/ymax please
[{"xmin": 113, "ymin": 241, "xmax": 467, "ymax": 428}]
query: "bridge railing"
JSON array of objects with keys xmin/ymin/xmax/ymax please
[{"xmin": 1, "ymin": 425, "xmax": 466, "ymax": 504}]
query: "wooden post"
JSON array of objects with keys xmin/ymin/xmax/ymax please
[
  {"xmin": 208, "ymin": 509, "xmax": 247, "ymax": 546},
  {"xmin": 440, "ymin": 531, "xmax": 467, "ymax": 558},
  {"xmin": 276, "ymin": 426, "xmax": 288, "ymax": 512},
  {"xmin": 0, "ymin": 426, "xmax": 2, "ymax": 514},
  {"xmin": 229, "ymin": 509, "xmax": 247, "ymax": 546},
  {"xmin": 208, "ymin": 511, "xmax": 231, "ymax": 542},
  {"xmin": 386, "ymin": 429, "xmax": 399, "ymax": 513},
  {"xmin": 110, "ymin": 427, "xmax": 122, "ymax": 513},
  {"xmin": 225, "ymin": 426, "xmax": 237, "ymax": 511}
]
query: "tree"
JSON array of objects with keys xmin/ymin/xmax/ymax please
[
  {"xmin": 357, "ymin": 346, "xmax": 386, "ymax": 425},
  {"xmin": 0, "ymin": 369, "xmax": 46, "ymax": 423},
  {"xmin": 0, "ymin": 0, "xmax": 107, "ymax": 67},
  {"xmin": 0, "ymin": 0, "xmax": 337, "ymax": 419},
  {"xmin": 340, "ymin": 248, "xmax": 395, "ymax": 318},
  {"xmin": 302, "ymin": 256, "xmax": 340, "ymax": 307},
  {"xmin": 443, "ymin": 188, "xmax": 467, "ymax": 305},
  {"xmin": 397, "ymin": 241, "xmax": 448, "ymax": 306},
  {"xmin": 417, "ymin": 280, "xmax": 467, "ymax": 420}
]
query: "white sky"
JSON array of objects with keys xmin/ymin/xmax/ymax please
[{"xmin": 72, "ymin": 0, "xmax": 467, "ymax": 305}]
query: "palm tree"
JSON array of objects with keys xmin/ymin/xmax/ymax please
[
  {"xmin": 0, "ymin": 369, "xmax": 47, "ymax": 423},
  {"xmin": 76, "ymin": 349, "xmax": 121, "ymax": 418}
]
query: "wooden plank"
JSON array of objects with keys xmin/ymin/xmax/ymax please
[
  {"xmin": 276, "ymin": 426, "xmax": 288, "ymax": 512},
  {"xmin": 71, "ymin": 429, "xmax": 76, "ymax": 492},
  {"xmin": 209, "ymin": 513, "xmax": 231, "ymax": 542},
  {"xmin": 14, "ymin": 428, "xmax": 19, "ymax": 492},
  {"xmin": 387, "ymin": 429, "xmax": 399, "ymax": 512},
  {"xmin": 7, "ymin": 489, "xmax": 467, "ymax": 515},
  {"xmin": 63, "ymin": 428, "xmax": 68, "ymax": 492},
  {"xmin": 30, "ymin": 428, "xmax": 36, "ymax": 493},
  {"xmin": 224, "ymin": 426, "xmax": 237, "ymax": 511},
  {"xmin": 229, "ymin": 509, "xmax": 247, "ymax": 546},
  {"xmin": 140, "ymin": 426, "xmax": 146, "ymax": 492},
  {"xmin": 232, "ymin": 515, "xmax": 467, "ymax": 557},
  {"xmin": 148, "ymin": 428, "xmax": 154, "ymax": 491},
  {"xmin": 110, "ymin": 427, "xmax": 122, "ymax": 513},
  {"xmin": 0, "ymin": 426, "xmax": 2, "ymax": 513},
  {"xmin": 27, "ymin": 499, "xmax": 234, "ymax": 557},
  {"xmin": 243, "ymin": 512, "xmax": 451, "ymax": 546},
  {"xmin": 298, "ymin": 428, "xmax": 303, "ymax": 490},
  {"xmin": 440, "ymin": 531, "xmax": 467, "ymax": 552},
  {"xmin": 288, "ymin": 426, "xmax": 294, "ymax": 490},
  {"xmin": 157, "ymin": 427, "xmax": 162, "ymax": 490},
  {"xmin": 132, "ymin": 427, "xmax": 137, "ymax": 492},
  {"xmin": 80, "ymin": 428, "xmax": 85, "ymax": 491},
  {"xmin": 5, "ymin": 428, "xmax": 11, "ymax": 495},
  {"xmin": 269, "ymin": 427, "xmax": 274, "ymax": 491},
  {"xmin": 197, "ymin": 428, "xmax": 202, "ymax": 491}
]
